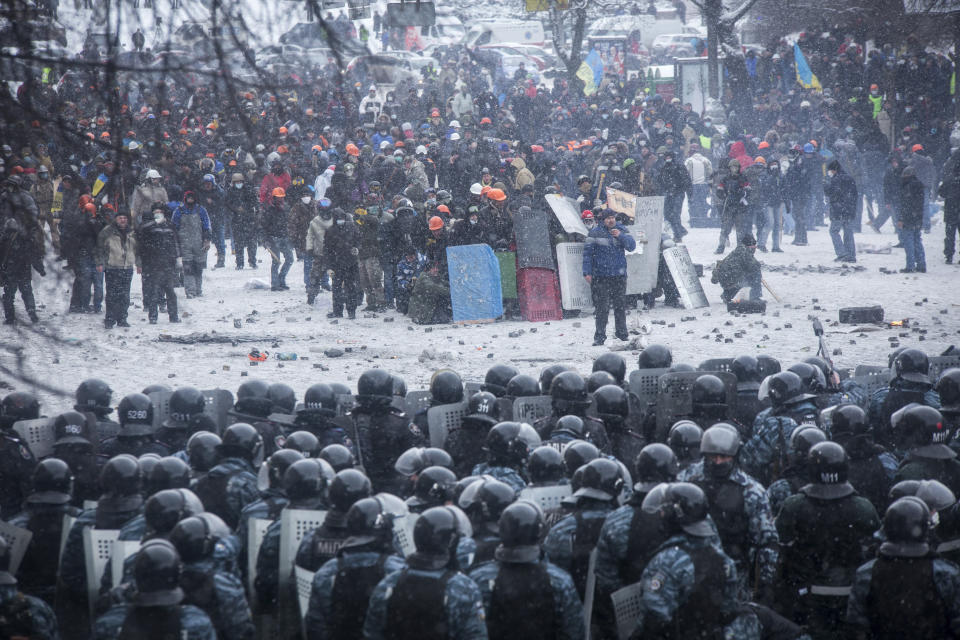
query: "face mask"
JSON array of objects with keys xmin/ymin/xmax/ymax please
[
  {"xmin": 345, "ymin": 165, "xmax": 356, "ymax": 176},
  {"xmin": 301, "ymin": 196, "xmax": 311, "ymax": 204},
  {"xmin": 272, "ymin": 167, "xmax": 283, "ymax": 175},
  {"xmin": 153, "ymin": 213, "xmax": 165, "ymax": 223},
  {"xmin": 336, "ymin": 219, "xmax": 345, "ymax": 225},
  {"xmin": 905, "ymin": 108, "xmax": 912, "ymax": 113},
  {"xmin": 584, "ymin": 220, "xmax": 595, "ymax": 229},
  {"xmin": 871, "ymin": 90, "xmax": 879, "ymax": 96},
  {"xmin": 828, "ymin": 170, "xmax": 836, "ymax": 177},
  {"xmin": 234, "ymin": 183, "xmax": 243, "ymax": 189},
  {"xmin": 704, "ymin": 122, "xmax": 711, "ymax": 128},
  {"xmin": 845, "ymin": 126, "xmax": 853, "ymax": 133},
  {"xmin": 704, "ymin": 457, "xmax": 734, "ymax": 479},
  {"xmin": 469, "ymin": 218, "xmax": 478, "ymax": 225}
]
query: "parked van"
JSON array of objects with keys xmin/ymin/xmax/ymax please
[
  {"xmin": 463, "ymin": 20, "xmax": 546, "ymax": 48},
  {"xmin": 419, "ymin": 14, "xmax": 466, "ymax": 47},
  {"xmin": 586, "ymin": 14, "xmax": 698, "ymax": 50}
]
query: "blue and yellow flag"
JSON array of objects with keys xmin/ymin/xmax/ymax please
[
  {"xmin": 793, "ymin": 43, "xmax": 821, "ymax": 92},
  {"xmin": 92, "ymin": 173, "xmax": 108, "ymax": 197},
  {"xmin": 576, "ymin": 49, "xmax": 604, "ymax": 96}
]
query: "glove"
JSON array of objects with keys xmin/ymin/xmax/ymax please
[
  {"xmin": 176, "ymin": 257, "xmax": 183, "ymax": 270},
  {"xmin": 350, "ymin": 247, "xmax": 359, "ymax": 256}
]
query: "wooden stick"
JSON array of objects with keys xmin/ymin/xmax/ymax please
[{"xmin": 762, "ymin": 277, "xmax": 781, "ymax": 302}]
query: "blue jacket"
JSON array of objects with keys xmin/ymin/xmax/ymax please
[{"xmin": 582, "ymin": 223, "xmax": 635, "ymax": 277}]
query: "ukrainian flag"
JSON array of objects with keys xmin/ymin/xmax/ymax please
[
  {"xmin": 92, "ymin": 173, "xmax": 109, "ymax": 197},
  {"xmin": 576, "ymin": 49, "xmax": 604, "ymax": 96},
  {"xmin": 794, "ymin": 43, "xmax": 821, "ymax": 92}
]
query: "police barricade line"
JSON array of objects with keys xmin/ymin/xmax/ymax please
[
  {"xmin": 930, "ymin": 355, "xmax": 960, "ymax": 379},
  {"xmin": 0, "ymin": 520, "xmax": 32, "ymax": 575},
  {"xmin": 83, "ymin": 527, "xmax": 119, "ymax": 619},
  {"xmin": 853, "ymin": 364, "xmax": 888, "ymax": 378},
  {"xmin": 698, "ymin": 358, "xmax": 734, "ymax": 373},
  {"xmin": 427, "ymin": 401, "xmax": 469, "ymax": 448},
  {"xmin": 850, "ymin": 371, "xmax": 891, "ymax": 397},
  {"xmin": 512, "ymin": 395, "xmax": 552, "ymax": 423}
]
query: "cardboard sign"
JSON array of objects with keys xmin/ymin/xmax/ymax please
[
  {"xmin": 545, "ymin": 194, "xmax": 588, "ymax": 236},
  {"xmin": 662, "ymin": 245, "xmax": 709, "ymax": 308}
]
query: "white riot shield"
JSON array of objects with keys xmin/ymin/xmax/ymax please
[
  {"xmin": 518, "ymin": 485, "xmax": 572, "ymax": 512},
  {"xmin": 556, "ymin": 243, "xmax": 594, "ymax": 311},
  {"xmin": 247, "ymin": 517, "xmax": 272, "ymax": 596},
  {"xmin": 111, "ymin": 540, "xmax": 140, "ymax": 587},
  {"xmin": 611, "ymin": 581, "xmax": 645, "ymax": 640},
  {"xmin": 0, "ymin": 521, "xmax": 32, "ymax": 575},
  {"xmin": 662, "ymin": 245, "xmax": 708, "ymax": 308},
  {"xmin": 12, "ymin": 418, "xmax": 55, "ymax": 459},
  {"xmin": 83, "ymin": 528, "xmax": 119, "ymax": 617}
]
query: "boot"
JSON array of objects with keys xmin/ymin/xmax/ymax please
[
  {"xmin": 347, "ymin": 309, "xmax": 356, "ymax": 319},
  {"xmin": 214, "ymin": 257, "xmax": 225, "ymax": 269}
]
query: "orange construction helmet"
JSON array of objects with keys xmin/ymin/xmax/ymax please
[
  {"xmin": 758, "ymin": 141, "xmax": 770, "ymax": 150},
  {"xmin": 480, "ymin": 185, "xmax": 492, "ymax": 197},
  {"xmin": 428, "ymin": 216, "xmax": 444, "ymax": 230},
  {"xmin": 345, "ymin": 143, "xmax": 360, "ymax": 156},
  {"xmin": 436, "ymin": 204, "xmax": 450, "ymax": 214},
  {"xmin": 79, "ymin": 194, "xmax": 93, "ymax": 207},
  {"xmin": 272, "ymin": 187, "xmax": 286, "ymax": 198},
  {"xmin": 487, "ymin": 188, "xmax": 506, "ymax": 202},
  {"xmin": 278, "ymin": 126, "xmax": 288, "ymax": 135},
  {"xmin": 83, "ymin": 202, "xmax": 97, "ymax": 215}
]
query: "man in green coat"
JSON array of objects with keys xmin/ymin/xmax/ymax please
[{"xmin": 711, "ymin": 233, "xmax": 762, "ymax": 302}]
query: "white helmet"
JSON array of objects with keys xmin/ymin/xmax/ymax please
[
  {"xmin": 470, "ymin": 183, "xmax": 482, "ymax": 196},
  {"xmin": 146, "ymin": 169, "xmax": 161, "ymax": 180},
  {"xmin": 449, "ymin": 120, "xmax": 460, "ymax": 128},
  {"xmin": 415, "ymin": 145, "xmax": 427, "ymax": 156}
]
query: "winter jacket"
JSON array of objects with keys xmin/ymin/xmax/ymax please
[
  {"xmin": 712, "ymin": 244, "xmax": 761, "ymax": 291},
  {"xmin": 130, "ymin": 182, "xmax": 169, "ymax": 224},
  {"xmin": 30, "ymin": 178, "xmax": 55, "ymax": 214},
  {"xmin": 258, "ymin": 171, "xmax": 291, "ymax": 204},
  {"xmin": 224, "ymin": 184, "xmax": 259, "ymax": 241},
  {"xmin": 511, "ymin": 158, "xmax": 535, "ymax": 191},
  {"xmin": 656, "ymin": 159, "xmax": 692, "ymax": 196},
  {"xmin": 0, "ymin": 188, "xmax": 42, "ymax": 271},
  {"xmin": 405, "ymin": 159, "xmax": 430, "ymax": 191},
  {"xmin": 96, "ymin": 222, "xmax": 140, "ymax": 269},
  {"xmin": 354, "ymin": 211, "xmax": 381, "ymax": 260},
  {"xmin": 396, "ymin": 255, "xmax": 426, "ymax": 291},
  {"xmin": 824, "ymin": 165, "xmax": 859, "ymax": 220},
  {"xmin": 717, "ymin": 170, "xmax": 750, "ymax": 218},
  {"xmin": 899, "ymin": 174, "xmax": 926, "ymax": 229},
  {"xmin": 684, "ymin": 153, "xmax": 713, "ymax": 185},
  {"xmin": 938, "ymin": 169, "xmax": 960, "ymax": 224},
  {"xmin": 171, "ymin": 203, "xmax": 211, "ymax": 261},
  {"xmin": 136, "ymin": 219, "xmax": 181, "ymax": 271},
  {"xmin": 289, "ymin": 201, "xmax": 315, "ymax": 253},
  {"xmin": 61, "ymin": 207, "xmax": 104, "ymax": 263},
  {"xmin": 305, "ymin": 215, "xmax": 333, "ymax": 257},
  {"xmin": 261, "ymin": 200, "xmax": 289, "ymax": 239},
  {"xmin": 196, "ymin": 184, "xmax": 226, "ymax": 224},
  {"xmin": 451, "ymin": 90, "xmax": 474, "ymax": 118},
  {"xmin": 582, "ymin": 223, "xmax": 636, "ymax": 278},
  {"xmin": 323, "ymin": 220, "xmax": 360, "ymax": 270}
]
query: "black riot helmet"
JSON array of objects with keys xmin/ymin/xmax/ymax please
[
  {"xmin": 483, "ymin": 364, "xmax": 519, "ymax": 397},
  {"xmin": 803, "ymin": 357, "xmax": 835, "ymax": 386},
  {"xmin": 700, "ymin": 424, "xmax": 741, "ymax": 479},
  {"xmin": 395, "ymin": 447, "xmax": 454, "ymax": 477},
  {"xmin": 892, "ymin": 404, "xmax": 951, "ymax": 456},
  {"xmin": 638, "ymin": 344, "xmax": 672, "ymax": 369},
  {"xmin": 319, "ymin": 444, "xmax": 356, "ymax": 472},
  {"xmin": 730, "ymin": 355, "xmax": 761, "ymax": 384},
  {"xmin": 888, "ymin": 346, "xmax": 908, "ymax": 369},
  {"xmin": 574, "ymin": 458, "xmax": 623, "ymax": 502},
  {"xmin": 169, "ymin": 512, "xmax": 231, "ymax": 563},
  {"xmin": 186, "ymin": 431, "xmax": 221, "ymax": 473},
  {"xmin": 506, "ymin": 374, "xmax": 540, "ymax": 399},
  {"xmin": 52, "ymin": 410, "xmax": 93, "ymax": 446},
  {"xmin": 527, "ymin": 446, "xmax": 564, "ymax": 484},
  {"xmin": 429, "ymin": 370, "xmax": 464, "ymax": 405},
  {"xmin": 408, "ymin": 466, "xmax": 458, "ymax": 510},
  {"xmin": 301, "ymin": 383, "xmax": 337, "ymax": 415},
  {"xmin": 267, "ymin": 383, "xmax": 297, "ymax": 414},
  {"xmin": 466, "ymin": 392, "xmax": 500, "ymax": 426},
  {"xmin": 935, "ymin": 368, "xmax": 960, "ymax": 411},
  {"xmin": 889, "ymin": 480, "xmax": 922, "ymax": 502},
  {"xmin": 788, "ymin": 363, "xmax": 827, "ymax": 394},
  {"xmin": 345, "ymin": 494, "xmax": 408, "ymax": 548},
  {"xmin": 916, "ymin": 480, "xmax": 958, "ymax": 513},
  {"xmin": 756, "ymin": 355, "xmax": 782, "ymax": 377},
  {"xmin": 458, "ymin": 476, "xmax": 515, "ymax": 526},
  {"xmin": 329, "ymin": 382, "xmax": 352, "ymax": 398},
  {"xmin": 235, "ymin": 379, "xmax": 273, "ymax": 417},
  {"xmin": 667, "ymin": 421, "xmax": 703, "ymax": 464},
  {"xmin": 142, "ymin": 384, "xmax": 172, "ymax": 396},
  {"xmin": 758, "ymin": 371, "xmax": 812, "ymax": 406},
  {"xmin": 143, "ymin": 489, "xmax": 204, "ymax": 539},
  {"xmin": 562, "ymin": 440, "xmax": 600, "ymax": 478},
  {"xmin": 587, "ymin": 371, "xmax": 617, "ymax": 394},
  {"xmin": 670, "ymin": 363, "xmax": 696, "ymax": 373},
  {"xmin": 485, "ymin": 421, "xmax": 541, "ymax": 465},
  {"xmin": 882, "ymin": 497, "xmax": 932, "ymax": 557},
  {"xmin": 804, "ymin": 442, "xmax": 854, "ymax": 500},
  {"xmin": 554, "ymin": 415, "xmax": 587, "ymax": 439},
  {"xmin": 139, "ymin": 454, "xmax": 162, "ymax": 484},
  {"xmin": 329, "ymin": 469, "xmax": 373, "ymax": 513},
  {"xmin": 117, "ymin": 393, "xmax": 154, "ymax": 434},
  {"xmin": 893, "ymin": 348, "xmax": 930, "ymax": 384},
  {"xmin": 357, "ymin": 369, "xmax": 395, "ymax": 402},
  {"xmin": 392, "ymin": 375, "xmax": 407, "ymax": 399},
  {"xmin": 259, "ymin": 449, "xmax": 304, "ymax": 491},
  {"xmin": 284, "ymin": 431, "xmax": 321, "ymax": 457},
  {"xmin": 146, "ymin": 457, "xmax": 192, "ymax": 495},
  {"xmin": 283, "ymin": 458, "xmax": 336, "ymax": 508},
  {"xmin": 132, "ymin": 539, "xmax": 184, "ymax": 605},
  {"xmin": 830, "ymin": 405, "xmax": 870, "ymax": 438},
  {"xmin": 165, "ymin": 387, "xmax": 205, "ymax": 428},
  {"xmin": 788, "ymin": 425, "xmax": 827, "ymax": 465},
  {"xmin": 217, "ymin": 423, "xmax": 264, "ymax": 465},
  {"xmin": 75, "ymin": 378, "xmax": 113, "ymax": 415},
  {"xmin": 691, "ymin": 374, "xmax": 726, "ymax": 409},
  {"xmin": 634, "ymin": 443, "xmax": 680, "ymax": 492},
  {"xmin": 593, "ymin": 352, "xmax": 627, "ymax": 384},
  {"xmin": 496, "ymin": 501, "xmax": 544, "ymax": 563},
  {"xmin": 412, "ymin": 505, "xmax": 471, "ymax": 557},
  {"xmin": 29, "ymin": 458, "xmax": 74, "ymax": 505},
  {"xmin": 101, "ymin": 454, "xmax": 142, "ymax": 498},
  {"xmin": 1, "ymin": 391, "xmax": 40, "ymax": 425},
  {"xmin": 642, "ymin": 482, "xmax": 713, "ymax": 537},
  {"xmin": 594, "ymin": 385, "xmax": 629, "ymax": 420},
  {"xmin": 539, "ymin": 364, "xmax": 571, "ymax": 395},
  {"xmin": 550, "ymin": 371, "xmax": 590, "ymax": 414}
]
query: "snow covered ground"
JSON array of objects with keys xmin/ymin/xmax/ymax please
[{"xmin": 9, "ymin": 216, "xmax": 960, "ymax": 414}]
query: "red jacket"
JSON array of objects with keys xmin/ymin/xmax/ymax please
[{"xmin": 259, "ymin": 172, "xmax": 291, "ymax": 204}]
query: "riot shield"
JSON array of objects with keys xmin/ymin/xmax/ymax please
[
  {"xmin": 426, "ymin": 401, "xmax": 469, "ymax": 448},
  {"xmin": 512, "ymin": 395, "xmax": 553, "ymax": 423},
  {"xmin": 556, "ymin": 243, "xmax": 594, "ymax": 311},
  {"xmin": 13, "ymin": 418, "xmax": 55, "ymax": 459},
  {"xmin": 514, "ymin": 207, "xmax": 555, "ymax": 270},
  {"xmin": 654, "ymin": 371, "xmax": 738, "ymax": 436},
  {"xmin": 202, "ymin": 389, "xmax": 235, "ymax": 432}
]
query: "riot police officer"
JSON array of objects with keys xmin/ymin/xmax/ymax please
[
  {"xmin": 185, "ymin": 431, "xmax": 221, "ymax": 479},
  {"xmin": 681, "ymin": 424, "xmax": 779, "ymax": 599},
  {"xmin": 482, "ymin": 364, "xmax": 519, "ymax": 419},
  {"xmin": 0, "ymin": 534, "xmax": 59, "ymax": 639},
  {"xmin": 594, "ymin": 384, "xmax": 645, "ymax": 466},
  {"xmin": 414, "ymin": 369, "xmax": 464, "ymax": 435},
  {"xmin": 100, "ymin": 393, "xmax": 170, "ymax": 458},
  {"xmin": 689, "ymin": 373, "xmax": 737, "ymax": 433},
  {"xmin": 940, "ymin": 368, "xmax": 960, "ymax": 452},
  {"xmin": 319, "ymin": 443, "xmax": 357, "ymax": 472},
  {"xmin": 236, "ymin": 448, "xmax": 302, "ymax": 573},
  {"xmin": 8, "ymin": 458, "xmax": 81, "ymax": 604},
  {"xmin": 296, "ymin": 468, "xmax": 373, "ymax": 571},
  {"xmin": 775, "ymin": 442, "xmax": 880, "ymax": 636},
  {"xmin": 804, "ymin": 355, "xmax": 868, "ymax": 409},
  {"xmin": 544, "ymin": 458, "xmax": 623, "ymax": 600},
  {"xmin": 193, "ymin": 423, "xmax": 263, "ymax": 529},
  {"xmin": 667, "ymin": 420, "xmax": 703, "ymax": 472},
  {"xmin": 468, "ymin": 501, "xmax": 585, "ymax": 640},
  {"xmin": 847, "ymin": 496, "xmax": 960, "ymax": 639},
  {"xmin": 539, "ymin": 364, "xmax": 573, "ymax": 396},
  {"xmin": 51, "ymin": 410, "xmax": 102, "ymax": 505},
  {"xmin": 293, "ymin": 383, "xmax": 356, "ymax": 453},
  {"xmin": 526, "ymin": 445, "xmax": 566, "ymax": 487},
  {"xmin": 74, "ymin": 378, "xmax": 120, "ymax": 443},
  {"xmin": 765, "ymin": 425, "xmax": 827, "ymax": 516},
  {"xmin": 731, "ymin": 354, "xmax": 765, "ymax": 429},
  {"xmin": 170, "ymin": 512, "xmax": 254, "ymax": 640},
  {"xmin": 458, "ymin": 476, "xmax": 515, "ymax": 566},
  {"xmin": 892, "ymin": 404, "xmax": 960, "ymax": 495},
  {"xmin": 445, "ymin": 391, "xmax": 501, "ymax": 478},
  {"xmin": 304, "ymin": 494, "xmax": 408, "ymax": 640},
  {"xmin": 868, "ymin": 348, "xmax": 941, "ymax": 450},
  {"xmin": 351, "ymin": 369, "xmax": 426, "ymax": 493},
  {"xmin": 406, "ymin": 465, "xmax": 458, "ymax": 515},
  {"xmin": 534, "ymin": 372, "xmax": 609, "ymax": 452},
  {"xmin": 363, "ymin": 506, "xmax": 488, "ymax": 640},
  {"xmin": 393, "ymin": 446, "xmax": 454, "ymax": 499},
  {"xmin": 740, "ymin": 371, "xmax": 811, "ymax": 484},
  {"xmin": 118, "ymin": 456, "xmax": 192, "ymax": 542},
  {"xmin": 634, "ymin": 344, "xmax": 673, "ymax": 441},
  {"xmin": 830, "ymin": 404, "xmax": 898, "ymax": 513},
  {"xmin": 0, "ymin": 391, "xmax": 39, "ymax": 517},
  {"xmin": 155, "ymin": 387, "xmax": 206, "ymax": 455},
  {"xmin": 228, "ymin": 379, "xmax": 286, "ymax": 457},
  {"xmin": 472, "ymin": 421, "xmax": 541, "ymax": 493}
]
